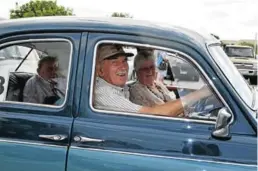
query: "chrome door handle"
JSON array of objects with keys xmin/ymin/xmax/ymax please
[
  {"xmin": 74, "ymin": 135, "xmax": 103, "ymax": 143},
  {"xmin": 39, "ymin": 134, "xmax": 67, "ymax": 141}
]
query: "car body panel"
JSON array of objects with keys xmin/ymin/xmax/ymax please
[
  {"xmin": 66, "ymin": 32, "xmax": 257, "ymax": 171},
  {"xmin": 1, "ymin": 141, "xmax": 67, "ymax": 171},
  {"xmin": 0, "ymin": 17, "xmax": 219, "ymax": 52},
  {"xmin": 0, "ymin": 111, "xmax": 72, "ymax": 171},
  {"xmin": 68, "ymin": 148, "xmax": 256, "ymax": 171},
  {"xmin": 0, "ymin": 32, "xmax": 82, "ymax": 171}
]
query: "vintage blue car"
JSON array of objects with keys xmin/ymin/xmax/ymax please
[{"xmin": 0, "ymin": 17, "xmax": 257, "ymax": 171}]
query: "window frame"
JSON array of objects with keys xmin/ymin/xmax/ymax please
[
  {"xmin": 0, "ymin": 38, "xmax": 73, "ymax": 109},
  {"xmin": 89, "ymin": 40, "xmax": 233, "ymax": 124}
]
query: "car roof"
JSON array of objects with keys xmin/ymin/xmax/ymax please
[{"xmin": 0, "ymin": 16, "xmax": 219, "ymax": 49}]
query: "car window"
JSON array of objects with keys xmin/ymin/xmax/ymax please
[
  {"xmin": 208, "ymin": 45, "xmax": 253, "ymax": 108},
  {"xmin": 225, "ymin": 47, "xmax": 254, "ymax": 58},
  {"xmin": 91, "ymin": 42, "xmax": 224, "ymax": 121},
  {"xmin": 0, "ymin": 40, "xmax": 72, "ymax": 107}
]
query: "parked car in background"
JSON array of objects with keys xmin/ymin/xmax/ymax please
[
  {"xmin": 224, "ymin": 44, "xmax": 257, "ymax": 84},
  {"xmin": 0, "ymin": 17, "xmax": 256, "ymax": 171},
  {"xmin": 165, "ymin": 52, "xmax": 200, "ymax": 82}
]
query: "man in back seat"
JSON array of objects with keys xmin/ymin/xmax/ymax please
[{"xmin": 23, "ymin": 56, "xmax": 59, "ymax": 104}]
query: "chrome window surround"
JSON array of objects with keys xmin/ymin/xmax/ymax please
[
  {"xmin": 89, "ymin": 40, "xmax": 233, "ymax": 124},
  {"xmin": 0, "ymin": 38, "xmax": 73, "ymax": 109}
]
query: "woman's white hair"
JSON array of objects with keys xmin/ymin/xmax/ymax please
[{"xmin": 134, "ymin": 50, "xmax": 156, "ymax": 71}]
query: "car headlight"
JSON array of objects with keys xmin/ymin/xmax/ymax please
[{"xmin": 253, "ymin": 64, "xmax": 258, "ymax": 69}]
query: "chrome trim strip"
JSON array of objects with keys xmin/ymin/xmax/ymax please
[
  {"xmin": 235, "ymin": 64, "xmax": 253, "ymax": 66},
  {"xmin": 0, "ymin": 38, "xmax": 73, "ymax": 109},
  {"xmin": 0, "ymin": 139, "xmax": 67, "ymax": 148},
  {"xmin": 70, "ymin": 146, "xmax": 256, "ymax": 167},
  {"xmin": 238, "ymin": 69, "xmax": 257, "ymax": 72},
  {"xmin": 89, "ymin": 40, "xmax": 233, "ymax": 124}
]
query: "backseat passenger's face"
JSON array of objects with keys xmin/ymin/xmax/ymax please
[
  {"xmin": 100, "ymin": 56, "xmax": 128, "ymax": 87},
  {"xmin": 39, "ymin": 61, "xmax": 58, "ymax": 80}
]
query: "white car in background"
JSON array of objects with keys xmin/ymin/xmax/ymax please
[
  {"xmin": 123, "ymin": 46, "xmax": 137, "ymax": 81},
  {"xmin": 0, "ymin": 45, "xmax": 40, "ymax": 101}
]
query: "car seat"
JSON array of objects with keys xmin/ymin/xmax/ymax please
[{"xmin": 6, "ymin": 72, "xmax": 34, "ymax": 102}]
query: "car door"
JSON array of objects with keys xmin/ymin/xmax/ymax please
[
  {"xmin": 0, "ymin": 32, "xmax": 82, "ymax": 171},
  {"xmin": 67, "ymin": 32, "xmax": 256, "ymax": 171}
]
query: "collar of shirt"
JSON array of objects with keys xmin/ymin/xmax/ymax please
[
  {"xmin": 36, "ymin": 74, "xmax": 53, "ymax": 87},
  {"xmin": 96, "ymin": 77, "xmax": 129, "ymax": 98}
]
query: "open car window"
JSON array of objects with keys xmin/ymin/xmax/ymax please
[{"xmin": 91, "ymin": 42, "xmax": 225, "ymax": 122}]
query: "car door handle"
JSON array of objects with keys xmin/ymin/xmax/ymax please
[
  {"xmin": 39, "ymin": 134, "xmax": 67, "ymax": 141},
  {"xmin": 74, "ymin": 135, "xmax": 104, "ymax": 143}
]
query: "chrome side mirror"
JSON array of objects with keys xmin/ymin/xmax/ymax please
[{"xmin": 211, "ymin": 108, "xmax": 232, "ymax": 140}]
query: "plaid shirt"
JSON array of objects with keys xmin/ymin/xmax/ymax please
[{"xmin": 94, "ymin": 77, "xmax": 141, "ymax": 113}]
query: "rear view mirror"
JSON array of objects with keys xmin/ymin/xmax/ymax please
[{"xmin": 211, "ymin": 108, "xmax": 232, "ymax": 140}]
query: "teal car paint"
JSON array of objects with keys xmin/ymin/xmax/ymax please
[{"xmin": 0, "ymin": 17, "xmax": 256, "ymax": 171}]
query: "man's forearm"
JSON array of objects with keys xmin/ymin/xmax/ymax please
[
  {"xmin": 143, "ymin": 99, "xmax": 183, "ymax": 117},
  {"xmin": 139, "ymin": 87, "xmax": 211, "ymax": 117},
  {"xmin": 181, "ymin": 87, "xmax": 211, "ymax": 107}
]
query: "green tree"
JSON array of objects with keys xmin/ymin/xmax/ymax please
[
  {"xmin": 10, "ymin": 0, "xmax": 73, "ymax": 19},
  {"xmin": 111, "ymin": 12, "xmax": 133, "ymax": 18}
]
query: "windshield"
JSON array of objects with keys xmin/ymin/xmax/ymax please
[
  {"xmin": 208, "ymin": 45, "xmax": 253, "ymax": 108},
  {"xmin": 225, "ymin": 47, "xmax": 254, "ymax": 58}
]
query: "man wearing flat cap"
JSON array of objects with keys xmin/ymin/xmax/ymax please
[{"xmin": 94, "ymin": 44, "xmax": 212, "ymax": 117}]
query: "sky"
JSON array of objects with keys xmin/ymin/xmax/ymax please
[{"xmin": 0, "ymin": 0, "xmax": 257, "ymax": 40}]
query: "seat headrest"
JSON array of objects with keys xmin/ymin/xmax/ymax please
[{"xmin": 6, "ymin": 72, "xmax": 35, "ymax": 102}]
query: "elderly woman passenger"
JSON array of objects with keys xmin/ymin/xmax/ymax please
[{"xmin": 129, "ymin": 51, "xmax": 176, "ymax": 107}]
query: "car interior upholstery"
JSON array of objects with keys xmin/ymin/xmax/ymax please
[{"xmin": 6, "ymin": 72, "xmax": 34, "ymax": 102}]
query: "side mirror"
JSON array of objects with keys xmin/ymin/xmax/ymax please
[{"xmin": 211, "ymin": 108, "xmax": 232, "ymax": 140}]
